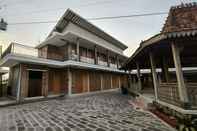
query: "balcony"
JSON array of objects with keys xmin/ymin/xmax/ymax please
[
  {"xmin": 80, "ymin": 56, "xmax": 94, "ymax": 64},
  {"xmin": 1, "ymin": 43, "xmax": 38, "ymax": 58},
  {"xmin": 110, "ymin": 63, "xmax": 117, "ymax": 69},
  {"xmin": 98, "ymin": 60, "xmax": 108, "ymax": 66},
  {"xmin": 70, "ymin": 53, "xmax": 78, "ymax": 61}
]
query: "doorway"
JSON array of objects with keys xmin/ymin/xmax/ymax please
[{"xmin": 28, "ymin": 71, "xmax": 43, "ymax": 97}]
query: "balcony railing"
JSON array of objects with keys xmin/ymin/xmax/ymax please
[
  {"xmin": 80, "ymin": 56, "xmax": 94, "ymax": 64},
  {"xmin": 110, "ymin": 63, "xmax": 117, "ymax": 69},
  {"xmin": 98, "ymin": 60, "xmax": 108, "ymax": 66},
  {"xmin": 158, "ymin": 83, "xmax": 197, "ymax": 108},
  {"xmin": 186, "ymin": 83, "xmax": 197, "ymax": 108},
  {"xmin": 158, "ymin": 83, "xmax": 181, "ymax": 107},
  {"xmin": 70, "ymin": 53, "xmax": 78, "ymax": 61},
  {"xmin": 1, "ymin": 43, "xmax": 38, "ymax": 58}
]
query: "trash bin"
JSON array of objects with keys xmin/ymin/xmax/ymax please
[{"xmin": 121, "ymin": 85, "xmax": 128, "ymax": 95}]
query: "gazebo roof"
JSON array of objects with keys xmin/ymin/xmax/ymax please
[{"xmin": 122, "ymin": 2, "xmax": 197, "ymax": 70}]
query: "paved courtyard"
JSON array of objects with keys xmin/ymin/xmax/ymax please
[{"xmin": 0, "ymin": 91, "xmax": 174, "ymax": 131}]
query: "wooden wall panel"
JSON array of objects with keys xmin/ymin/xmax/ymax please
[
  {"xmin": 20, "ymin": 64, "xmax": 49, "ymax": 98},
  {"xmin": 72, "ymin": 69, "xmax": 88, "ymax": 94},
  {"xmin": 7, "ymin": 65, "xmax": 20, "ymax": 97},
  {"xmin": 112, "ymin": 74, "xmax": 119, "ymax": 89},
  {"xmin": 48, "ymin": 69, "xmax": 66, "ymax": 94},
  {"xmin": 102, "ymin": 73, "xmax": 111, "ymax": 90},
  {"xmin": 120, "ymin": 75, "xmax": 128, "ymax": 88},
  {"xmin": 20, "ymin": 64, "xmax": 29, "ymax": 98},
  {"xmin": 89, "ymin": 71, "xmax": 101, "ymax": 92},
  {"xmin": 47, "ymin": 45, "xmax": 64, "ymax": 61}
]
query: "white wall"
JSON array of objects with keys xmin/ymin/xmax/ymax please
[{"xmin": 63, "ymin": 22, "xmax": 124, "ymax": 55}]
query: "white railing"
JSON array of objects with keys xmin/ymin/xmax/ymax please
[
  {"xmin": 98, "ymin": 60, "xmax": 108, "ymax": 66},
  {"xmin": 70, "ymin": 54, "xmax": 78, "ymax": 61},
  {"xmin": 1, "ymin": 43, "xmax": 38, "ymax": 58},
  {"xmin": 80, "ymin": 56, "xmax": 94, "ymax": 64},
  {"xmin": 110, "ymin": 63, "xmax": 117, "ymax": 69}
]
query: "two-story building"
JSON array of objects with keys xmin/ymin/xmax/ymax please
[{"xmin": 0, "ymin": 9, "xmax": 128, "ymax": 102}]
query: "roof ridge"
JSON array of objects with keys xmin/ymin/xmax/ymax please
[{"xmin": 171, "ymin": 2, "xmax": 197, "ymax": 9}]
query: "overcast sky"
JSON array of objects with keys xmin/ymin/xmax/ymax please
[{"xmin": 0, "ymin": 0, "xmax": 196, "ymax": 56}]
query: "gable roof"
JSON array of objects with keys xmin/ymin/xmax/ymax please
[{"xmin": 42, "ymin": 9, "xmax": 128, "ymax": 50}]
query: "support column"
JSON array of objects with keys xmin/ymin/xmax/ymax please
[
  {"xmin": 149, "ymin": 52, "xmax": 159, "ymax": 100},
  {"xmin": 107, "ymin": 50, "xmax": 110, "ymax": 67},
  {"xmin": 68, "ymin": 68, "xmax": 72, "ymax": 96},
  {"xmin": 118, "ymin": 75, "xmax": 121, "ymax": 88},
  {"xmin": 94, "ymin": 46, "xmax": 98, "ymax": 64},
  {"xmin": 16, "ymin": 64, "xmax": 22, "ymax": 102},
  {"xmin": 100, "ymin": 74, "xmax": 103, "ymax": 90},
  {"xmin": 67, "ymin": 43, "xmax": 72, "ymax": 60},
  {"xmin": 136, "ymin": 62, "xmax": 142, "ymax": 92},
  {"xmin": 87, "ymin": 72, "xmax": 90, "ymax": 92},
  {"xmin": 111, "ymin": 75, "xmax": 113, "ymax": 89},
  {"xmin": 117, "ymin": 55, "xmax": 119, "ymax": 69},
  {"xmin": 171, "ymin": 42, "xmax": 189, "ymax": 105},
  {"xmin": 76, "ymin": 38, "xmax": 80, "ymax": 61},
  {"xmin": 162, "ymin": 57, "xmax": 170, "ymax": 82}
]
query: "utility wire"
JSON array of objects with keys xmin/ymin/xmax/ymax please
[
  {"xmin": 1, "ymin": 0, "xmax": 121, "ymax": 17},
  {"xmin": 8, "ymin": 12, "xmax": 168, "ymax": 26}
]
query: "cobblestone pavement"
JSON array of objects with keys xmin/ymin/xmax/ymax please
[{"xmin": 0, "ymin": 91, "xmax": 174, "ymax": 131}]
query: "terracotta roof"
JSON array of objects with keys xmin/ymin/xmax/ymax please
[{"xmin": 162, "ymin": 2, "xmax": 197, "ymax": 33}]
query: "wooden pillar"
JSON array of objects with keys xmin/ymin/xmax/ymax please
[
  {"xmin": 68, "ymin": 68, "xmax": 72, "ymax": 96},
  {"xmin": 16, "ymin": 64, "xmax": 22, "ymax": 102},
  {"xmin": 149, "ymin": 52, "xmax": 159, "ymax": 100},
  {"xmin": 171, "ymin": 42, "xmax": 189, "ymax": 104},
  {"xmin": 67, "ymin": 43, "xmax": 72, "ymax": 60},
  {"xmin": 100, "ymin": 74, "xmax": 103, "ymax": 90},
  {"xmin": 107, "ymin": 50, "xmax": 110, "ymax": 67},
  {"xmin": 87, "ymin": 72, "xmax": 90, "ymax": 92},
  {"xmin": 117, "ymin": 55, "xmax": 119, "ymax": 69},
  {"xmin": 94, "ymin": 46, "xmax": 98, "ymax": 64},
  {"xmin": 162, "ymin": 57, "xmax": 170, "ymax": 82},
  {"xmin": 136, "ymin": 62, "xmax": 142, "ymax": 92},
  {"xmin": 118, "ymin": 75, "xmax": 121, "ymax": 88},
  {"xmin": 111, "ymin": 74, "xmax": 113, "ymax": 89},
  {"xmin": 76, "ymin": 38, "xmax": 80, "ymax": 61}
]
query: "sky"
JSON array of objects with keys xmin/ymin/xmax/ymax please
[{"xmin": 0, "ymin": 0, "xmax": 196, "ymax": 57}]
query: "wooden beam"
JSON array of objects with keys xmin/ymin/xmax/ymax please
[
  {"xmin": 76, "ymin": 38, "xmax": 80, "ymax": 61},
  {"xmin": 149, "ymin": 52, "xmax": 159, "ymax": 100},
  {"xmin": 107, "ymin": 50, "xmax": 110, "ymax": 67},
  {"xmin": 136, "ymin": 62, "xmax": 142, "ymax": 92},
  {"xmin": 68, "ymin": 68, "xmax": 72, "ymax": 96},
  {"xmin": 94, "ymin": 46, "xmax": 98, "ymax": 64},
  {"xmin": 171, "ymin": 42, "xmax": 189, "ymax": 103},
  {"xmin": 16, "ymin": 64, "xmax": 22, "ymax": 102},
  {"xmin": 67, "ymin": 43, "xmax": 72, "ymax": 60},
  {"xmin": 162, "ymin": 57, "xmax": 170, "ymax": 82}
]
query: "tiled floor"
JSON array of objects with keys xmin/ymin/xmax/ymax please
[{"xmin": 0, "ymin": 91, "xmax": 174, "ymax": 131}]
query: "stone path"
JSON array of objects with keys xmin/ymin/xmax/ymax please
[{"xmin": 0, "ymin": 91, "xmax": 174, "ymax": 131}]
